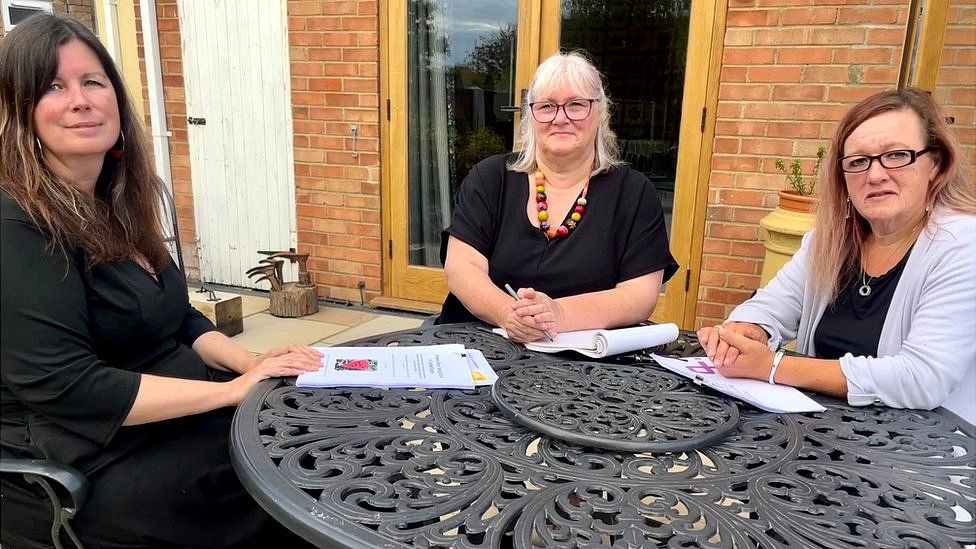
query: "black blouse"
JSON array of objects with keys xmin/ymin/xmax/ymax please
[
  {"xmin": 438, "ymin": 154, "xmax": 679, "ymax": 323},
  {"xmin": 814, "ymin": 250, "xmax": 911, "ymax": 359},
  {"xmin": 1, "ymin": 192, "xmax": 216, "ymax": 475}
]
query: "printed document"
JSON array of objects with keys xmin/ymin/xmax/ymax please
[
  {"xmin": 297, "ymin": 344, "xmax": 481, "ymax": 389},
  {"xmin": 651, "ymin": 354, "xmax": 825, "ymax": 413}
]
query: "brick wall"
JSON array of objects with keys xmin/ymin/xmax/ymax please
[
  {"xmin": 53, "ymin": 0, "xmax": 96, "ymax": 31},
  {"xmin": 131, "ymin": 0, "xmax": 199, "ymax": 279},
  {"xmin": 933, "ymin": 0, "xmax": 976, "ymax": 182},
  {"xmin": 695, "ymin": 0, "xmax": 911, "ymax": 328},
  {"xmin": 288, "ymin": 0, "xmax": 381, "ymax": 303}
]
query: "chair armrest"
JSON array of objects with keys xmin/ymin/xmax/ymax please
[{"xmin": 1, "ymin": 458, "xmax": 91, "ymax": 512}]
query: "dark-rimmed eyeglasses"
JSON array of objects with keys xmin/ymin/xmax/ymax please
[
  {"xmin": 839, "ymin": 148, "xmax": 933, "ymax": 173},
  {"xmin": 528, "ymin": 99, "xmax": 595, "ymax": 123}
]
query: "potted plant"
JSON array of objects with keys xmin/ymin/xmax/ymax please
[
  {"xmin": 774, "ymin": 146, "xmax": 825, "ymax": 213},
  {"xmin": 758, "ymin": 146, "xmax": 826, "ymax": 286}
]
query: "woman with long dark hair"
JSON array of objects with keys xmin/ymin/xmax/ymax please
[{"xmin": 1, "ymin": 14, "xmax": 320, "ymax": 546}]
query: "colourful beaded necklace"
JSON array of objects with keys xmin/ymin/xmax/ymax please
[{"xmin": 534, "ymin": 170, "xmax": 588, "ymax": 239}]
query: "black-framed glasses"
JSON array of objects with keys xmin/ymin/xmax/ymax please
[
  {"xmin": 528, "ymin": 99, "xmax": 595, "ymax": 123},
  {"xmin": 839, "ymin": 148, "xmax": 933, "ymax": 173}
]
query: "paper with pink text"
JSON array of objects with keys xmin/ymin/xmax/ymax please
[{"xmin": 650, "ymin": 354, "xmax": 825, "ymax": 413}]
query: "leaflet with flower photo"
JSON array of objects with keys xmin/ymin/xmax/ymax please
[{"xmin": 297, "ymin": 344, "xmax": 484, "ymax": 389}]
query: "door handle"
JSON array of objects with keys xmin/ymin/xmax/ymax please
[{"xmin": 500, "ymin": 89, "xmax": 528, "ymax": 113}]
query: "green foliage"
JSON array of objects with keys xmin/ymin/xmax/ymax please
[{"xmin": 775, "ymin": 146, "xmax": 826, "ymax": 197}]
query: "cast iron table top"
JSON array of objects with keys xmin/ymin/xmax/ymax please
[{"xmin": 230, "ymin": 322, "xmax": 976, "ymax": 548}]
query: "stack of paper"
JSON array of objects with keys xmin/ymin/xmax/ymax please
[
  {"xmin": 296, "ymin": 344, "xmax": 497, "ymax": 390},
  {"xmin": 493, "ymin": 323, "xmax": 679, "ymax": 358},
  {"xmin": 650, "ymin": 354, "xmax": 825, "ymax": 413}
]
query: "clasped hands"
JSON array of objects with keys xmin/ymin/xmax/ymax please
[
  {"xmin": 502, "ymin": 287, "xmax": 562, "ymax": 343},
  {"xmin": 696, "ymin": 322, "xmax": 775, "ymax": 381}
]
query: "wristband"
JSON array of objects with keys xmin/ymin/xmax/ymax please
[{"xmin": 768, "ymin": 350, "xmax": 785, "ymax": 385}]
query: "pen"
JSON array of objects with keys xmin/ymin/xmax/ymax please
[{"xmin": 503, "ymin": 283, "xmax": 554, "ymax": 342}]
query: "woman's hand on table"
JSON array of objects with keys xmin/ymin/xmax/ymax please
[
  {"xmin": 697, "ymin": 321, "xmax": 768, "ymax": 367},
  {"xmin": 242, "ymin": 344, "xmax": 323, "ymax": 373},
  {"xmin": 711, "ymin": 329, "xmax": 776, "ymax": 382},
  {"xmin": 510, "ymin": 287, "xmax": 562, "ymax": 339},
  {"xmin": 230, "ymin": 348, "xmax": 323, "ymax": 404}
]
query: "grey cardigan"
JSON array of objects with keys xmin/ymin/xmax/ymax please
[{"xmin": 728, "ymin": 209, "xmax": 976, "ymax": 424}]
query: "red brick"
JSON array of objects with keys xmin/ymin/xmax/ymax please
[
  {"xmin": 741, "ymin": 137, "xmax": 793, "ymax": 156},
  {"xmin": 726, "ymin": 274, "xmax": 762, "ymax": 290},
  {"xmin": 837, "ymin": 6, "xmax": 899, "ymax": 24},
  {"xmin": 780, "ymin": 7, "xmax": 837, "ymax": 25},
  {"xmin": 749, "ymin": 66, "xmax": 803, "ymax": 83},
  {"xmin": 728, "ymin": 10, "xmax": 777, "ymax": 26},
  {"xmin": 719, "ymin": 189, "xmax": 766, "ymax": 207},
  {"xmin": 341, "ymin": 17, "xmax": 375, "ymax": 31},
  {"xmin": 719, "ymin": 84, "xmax": 771, "ymax": 101},
  {"xmin": 832, "ymin": 47, "xmax": 894, "ymax": 64},
  {"xmin": 724, "ymin": 47, "xmax": 776, "ymax": 64},
  {"xmin": 708, "ymin": 223, "xmax": 761, "ymax": 240},
  {"xmin": 866, "ymin": 28, "xmax": 905, "ymax": 45},
  {"xmin": 777, "ymin": 47, "xmax": 832, "ymax": 64},
  {"xmin": 771, "ymin": 84, "xmax": 826, "ymax": 101},
  {"xmin": 743, "ymin": 102, "xmax": 799, "ymax": 119},
  {"xmin": 767, "ymin": 121, "xmax": 822, "ymax": 138},
  {"xmin": 803, "ymin": 66, "xmax": 852, "ymax": 83}
]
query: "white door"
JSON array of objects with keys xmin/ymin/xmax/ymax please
[{"xmin": 179, "ymin": 0, "xmax": 296, "ymax": 287}]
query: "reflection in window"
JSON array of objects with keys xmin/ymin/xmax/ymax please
[
  {"xmin": 561, "ymin": 0, "xmax": 692, "ymax": 237},
  {"xmin": 407, "ymin": 0, "xmax": 517, "ymax": 267}
]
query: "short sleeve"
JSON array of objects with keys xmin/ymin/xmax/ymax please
[
  {"xmin": 442, "ymin": 155, "xmax": 506, "ymax": 260},
  {"xmin": 617, "ymin": 174, "xmax": 679, "ymax": 284},
  {"xmin": 1, "ymin": 215, "xmax": 140, "ymax": 447}
]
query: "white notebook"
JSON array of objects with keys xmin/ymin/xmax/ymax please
[{"xmin": 493, "ymin": 323, "xmax": 679, "ymax": 358}]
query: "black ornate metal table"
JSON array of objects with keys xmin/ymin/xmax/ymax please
[{"xmin": 230, "ymin": 323, "xmax": 976, "ymax": 548}]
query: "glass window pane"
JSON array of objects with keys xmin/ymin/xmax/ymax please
[
  {"xmin": 9, "ymin": 7, "xmax": 44, "ymax": 25},
  {"xmin": 561, "ymin": 0, "xmax": 692, "ymax": 239},
  {"xmin": 407, "ymin": 0, "xmax": 518, "ymax": 267}
]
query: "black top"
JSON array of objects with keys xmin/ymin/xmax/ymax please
[
  {"xmin": 0, "ymin": 192, "xmax": 216, "ymax": 475},
  {"xmin": 438, "ymin": 154, "xmax": 679, "ymax": 323},
  {"xmin": 814, "ymin": 250, "xmax": 910, "ymax": 359}
]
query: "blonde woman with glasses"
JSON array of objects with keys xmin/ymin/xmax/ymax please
[
  {"xmin": 698, "ymin": 89, "xmax": 976, "ymax": 422},
  {"xmin": 439, "ymin": 51, "xmax": 678, "ymax": 342}
]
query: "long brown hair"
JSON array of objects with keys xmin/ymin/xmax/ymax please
[
  {"xmin": 0, "ymin": 14, "xmax": 169, "ymax": 271},
  {"xmin": 810, "ymin": 88, "xmax": 976, "ymax": 300}
]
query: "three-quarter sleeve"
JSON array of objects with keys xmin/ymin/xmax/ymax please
[
  {"xmin": 1, "ymin": 217, "xmax": 140, "ymax": 448},
  {"xmin": 617, "ymin": 174, "xmax": 679, "ymax": 284}
]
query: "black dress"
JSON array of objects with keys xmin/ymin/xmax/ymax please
[
  {"xmin": 0, "ymin": 193, "xmax": 301, "ymax": 548},
  {"xmin": 438, "ymin": 154, "xmax": 679, "ymax": 323}
]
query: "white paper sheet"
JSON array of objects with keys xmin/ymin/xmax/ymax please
[
  {"xmin": 297, "ymin": 344, "xmax": 477, "ymax": 389},
  {"xmin": 650, "ymin": 354, "xmax": 825, "ymax": 413},
  {"xmin": 493, "ymin": 324, "xmax": 679, "ymax": 358}
]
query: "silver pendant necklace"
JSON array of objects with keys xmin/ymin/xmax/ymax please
[
  {"xmin": 858, "ymin": 271, "xmax": 873, "ymax": 296},
  {"xmin": 859, "ymin": 222, "xmax": 922, "ymax": 298}
]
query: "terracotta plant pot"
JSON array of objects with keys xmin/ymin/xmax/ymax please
[{"xmin": 777, "ymin": 190, "xmax": 818, "ymax": 213}]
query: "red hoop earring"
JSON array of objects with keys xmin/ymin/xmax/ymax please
[{"xmin": 110, "ymin": 130, "xmax": 125, "ymax": 159}]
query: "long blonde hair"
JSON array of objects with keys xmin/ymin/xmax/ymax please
[
  {"xmin": 508, "ymin": 50, "xmax": 622, "ymax": 175},
  {"xmin": 810, "ymin": 88, "xmax": 976, "ymax": 299},
  {"xmin": 0, "ymin": 14, "xmax": 169, "ymax": 271}
]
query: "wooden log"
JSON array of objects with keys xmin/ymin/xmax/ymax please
[
  {"xmin": 189, "ymin": 292, "xmax": 244, "ymax": 336},
  {"xmin": 269, "ymin": 282, "xmax": 319, "ymax": 317}
]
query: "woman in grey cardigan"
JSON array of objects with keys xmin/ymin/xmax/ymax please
[{"xmin": 698, "ymin": 89, "xmax": 976, "ymax": 423}]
